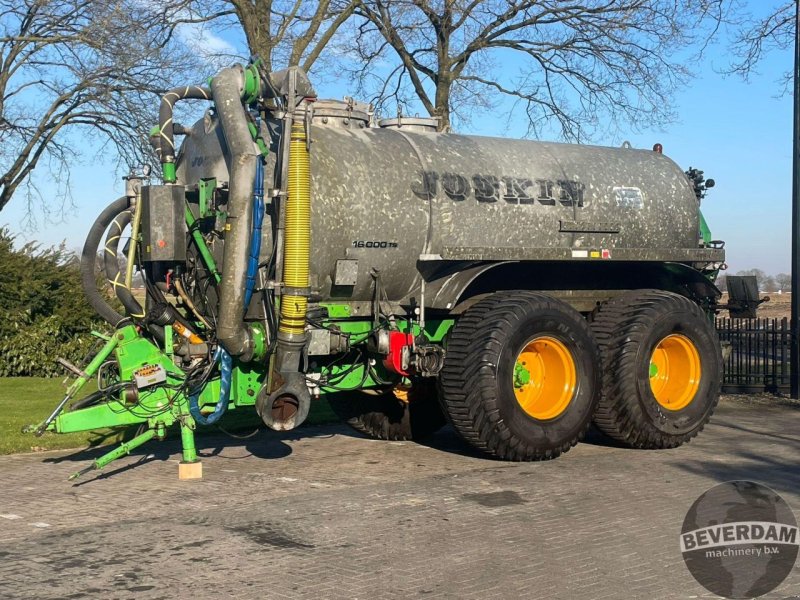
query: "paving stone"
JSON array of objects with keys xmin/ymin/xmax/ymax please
[{"xmin": 0, "ymin": 397, "xmax": 798, "ymax": 599}]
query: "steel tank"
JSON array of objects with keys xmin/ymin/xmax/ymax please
[{"xmin": 176, "ymin": 103, "xmax": 700, "ymax": 304}]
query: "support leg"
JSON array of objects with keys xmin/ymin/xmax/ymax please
[{"xmin": 178, "ymin": 420, "xmax": 202, "ymax": 480}]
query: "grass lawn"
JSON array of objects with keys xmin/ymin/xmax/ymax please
[{"xmin": 0, "ymin": 377, "xmax": 338, "ymax": 456}]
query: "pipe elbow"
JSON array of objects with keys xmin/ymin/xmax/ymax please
[{"xmin": 216, "ymin": 323, "xmax": 254, "ymax": 361}]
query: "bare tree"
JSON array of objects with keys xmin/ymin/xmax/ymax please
[
  {"xmin": 775, "ymin": 272, "xmax": 791, "ymax": 292},
  {"xmin": 0, "ymin": 0, "xmax": 202, "ymax": 214},
  {"xmin": 0, "ymin": 0, "xmax": 360, "ymax": 215},
  {"xmin": 728, "ymin": 1, "xmax": 793, "ymax": 87},
  {"xmin": 158, "ymin": 0, "xmax": 357, "ymax": 72},
  {"xmin": 351, "ymin": 0, "xmax": 728, "ymax": 136},
  {"xmin": 737, "ymin": 268, "xmax": 776, "ymax": 293}
]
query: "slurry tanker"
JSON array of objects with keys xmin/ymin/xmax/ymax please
[{"xmin": 28, "ymin": 60, "xmax": 728, "ymax": 479}]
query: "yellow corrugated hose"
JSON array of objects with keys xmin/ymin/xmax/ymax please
[{"xmin": 279, "ymin": 121, "xmax": 310, "ymax": 336}]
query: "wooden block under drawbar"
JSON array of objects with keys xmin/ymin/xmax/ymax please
[{"xmin": 178, "ymin": 461, "xmax": 203, "ymax": 480}]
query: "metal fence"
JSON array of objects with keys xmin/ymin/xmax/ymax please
[{"xmin": 714, "ymin": 317, "xmax": 790, "ymax": 394}]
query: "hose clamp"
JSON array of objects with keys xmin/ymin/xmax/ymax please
[{"xmin": 282, "ymin": 286, "xmax": 311, "ymax": 297}]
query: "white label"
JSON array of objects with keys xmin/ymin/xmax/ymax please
[{"xmin": 614, "ymin": 186, "xmax": 644, "ymax": 209}]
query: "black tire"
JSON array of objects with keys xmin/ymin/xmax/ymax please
[
  {"xmin": 327, "ymin": 380, "xmax": 446, "ymax": 441},
  {"xmin": 590, "ymin": 289, "xmax": 722, "ymax": 449},
  {"xmin": 437, "ymin": 291, "xmax": 600, "ymax": 461}
]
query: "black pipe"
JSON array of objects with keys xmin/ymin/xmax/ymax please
[
  {"xmin": 158, "ymin": 86, "xmax": 211, "ymax": 172},
  {"xmin": 211, "ymin": 66, "xmax": 259, "ymax": 360},
  {"xmin": 80, "ymin": 197, "xmax": 130, "ymax": 326}
]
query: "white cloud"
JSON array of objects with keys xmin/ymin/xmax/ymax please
[{"xmin": 176, "ymin": 21, "xmax": 239, "ymax": 60}]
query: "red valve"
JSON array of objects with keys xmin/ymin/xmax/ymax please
[{"xmin": 382, "ymin": 331, "xmax": 414, "ymax": 376}]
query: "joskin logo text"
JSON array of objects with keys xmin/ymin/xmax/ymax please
[{"xmin": 412, "ymin": 170, "xmax": 586, "ymax": 207}]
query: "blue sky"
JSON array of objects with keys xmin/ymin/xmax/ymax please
[
  {"xmin": 627, "ymin": 40, "xmax": 793, "ymax": 276},
  {"xmin": 1, "ymin": 2, "xmax": 793, "ymax": 275}
]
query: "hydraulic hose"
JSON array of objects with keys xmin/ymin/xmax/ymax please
[
  {"xmin": 69, "ymin": 382, "xmax": 132, "ymax": 412},
  {"xmin": 211, "ymin": 66, "xmax": 259, "ymax": 360},
  {"xmin": 102, "ymin": 212, "xmax": 199, "ymax": 348},
  {"xmin": 189, "ymin": 347, "xmax": 232, "ymax": 425},
  {"xmin": 158, "ymin": 85, "xmax": 211, "ymax": 181},
  {"xmin": 175, "ymin": 278, "xmax": 212, "ymax": 330},
  {"xmin": 244, "ymin": 157, "xmax": 265, "ymax": 308},
  {"xmin": 81, "ymin": 197, "xmax": 130, "ymax": 326},
  {"xmin": 103, "ymin": 210, "xmax": 145, "ymax": 319},
  {"xmin": 189, "ymin": 139, "xmax": 259, "ymax": 423},
  {"xmin": 124, "ymin": 190, "xmax": 142, "ymax": 290},
  {"xmin": 191, "ymin": 149, "xmax": 262, "ymax": 424}
]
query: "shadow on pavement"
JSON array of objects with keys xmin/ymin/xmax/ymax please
[
  {"xmin": 713, "ymin": 419, "xmax": 800, "ymax": 445},
  {"xmin": 671, "ymin": 449, "xmax": 800, "ymax": 493},
  {"xmin": 38, "ymin": 399, "xmax": 800, "ymax": 489},
  {"xmin": 414, "ymin": 423, "xmax": 624, "ymax": 460},
  {"xmin": 41, "ymin": 423, "xmax": 351, "ymax": 470}
]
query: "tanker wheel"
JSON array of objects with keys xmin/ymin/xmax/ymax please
[
  {"xmin": 590, "ymin": 289, "xmax": 722, "ymax": 449},
  {"xmin": 437, "ymin": 291, "xmax": 600, "ymax": 461},
  {"xmin": 327, "ymin": 380, "xmax": 446, "ymax": 441}
]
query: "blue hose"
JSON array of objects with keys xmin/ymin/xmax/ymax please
[
  {"xmin": 244, "ymin": 157, "xmax": 264, "ymax": 308},
  {"xmin": 190, "ymin": 154, "xmax": 263, "ymax": 426},
  {"xmin": 189, "ymin": 347, "xmax": 232, "ymax": 425}
]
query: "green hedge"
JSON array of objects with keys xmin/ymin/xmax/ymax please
[{"xmin": 0, "ymin": 227, "xmax": 108, "ymax": 376}]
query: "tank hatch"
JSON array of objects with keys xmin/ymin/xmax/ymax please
[
  {"xmin": 309, "ymin": 98, "xmax": 371, "ymax": 129},
  {"xmin": 378, "ymin": 116, "xmax": 440, "ymax": 133}
]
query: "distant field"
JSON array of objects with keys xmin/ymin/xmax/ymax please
[
  {"xmin": 719, "ymin": 292, "xmax": 791, "ymax": 319},
  {"xmin": 0, "ymin": 377, "xmax": 337, "ymax": 455},
  {"xmin": 755, "ymin": 292, "xmax": 791, "ymax": 319}
]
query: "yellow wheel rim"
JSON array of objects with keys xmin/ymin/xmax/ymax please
[
  {"xmin": 512, "ymin": 336, "xmax": 577, "ymax": 420},
  {"xmin": 649, "ymin": 334, "xmax": 701, "ymax": 410}
]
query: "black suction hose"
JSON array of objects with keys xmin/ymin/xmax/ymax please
[
  {"xmin": 159, "ymin": 86, "xmax": 211, "ymax": 173},
  {"xmin": 103, "ymin": 209, "xmax": 146, "ymax": 320},
  {"xmin": 101, "ymin": 211, "xmax": 170, "ymax": 346},
  {"xmin": 81, "ymin": 197, "xmax": 130, "ymax": 326}
]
